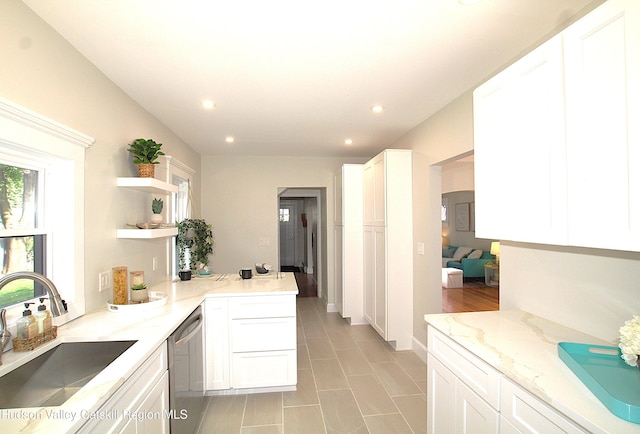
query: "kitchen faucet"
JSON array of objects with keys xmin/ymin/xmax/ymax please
[
  {"xmin": 0, "ymin": 272, "xmax": 67, "ymax": 365},
  {"xmin": 0, "ymin": 271, "xmax": 68, "ymax": 317}
]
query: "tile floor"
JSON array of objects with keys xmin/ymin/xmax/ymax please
[{"xmin": 197, "ymin": 296, "xmax": 427, "ymax": 433}]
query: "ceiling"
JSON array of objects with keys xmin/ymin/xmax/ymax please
[{"xmin": 23, "ymin": 0, "xmax": 601, "ymax": 158}]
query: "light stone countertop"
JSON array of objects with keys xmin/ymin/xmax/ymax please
[
  {"xmin": 0, "ymin": 272, "xmax": 297, "ymax": 433},
  {"xmin": 424, "ymin": 309, "xmax": 640, "ymax": 434}
]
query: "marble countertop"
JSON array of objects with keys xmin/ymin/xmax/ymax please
[
  {"xmin": 424, "ymin": 309, "xmax": 640, "ymax": 433},
  {"xmin": 0, "ymin": 272, "xmax": 297, "ymax": 433}
]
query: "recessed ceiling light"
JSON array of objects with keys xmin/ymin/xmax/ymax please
[
  {"xmin": 345, "ymin": 139, "xmax": 353, "ymax": 145},
  {"xmin": 225, "ymin": 136, "xmax": 235, "ymax": 143},
  {"xmin": 371, "ymin": 105, "xmax": 385, "ymax": 113},
  {"xmin": 202, "ymin": 100, "xmax": 215, "ymax": 110}
]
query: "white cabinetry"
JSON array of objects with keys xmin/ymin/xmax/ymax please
[
  {"xmin": 116, "ymin": 177, "xmax": 178, "ymax": 239},
  {"xmin": 204, "ymin": 294, "xmax": 297, "ymax": 393},
  {"xmin": 334, "ymin": 164, "xmax": 365, "ymax": 324},
  {"xmin": 79, "ymin": 343, "xmax": 169, "ymax": 434},
  {"xmin": 474, "ymin": 0, "xmax": 640, "ymax": 251},
  {"xmin": 427, "ymin": 327, "xmax": 588, "ymax": 434},
  {"xmin": 204, "ymin": 298, "xmax": 229, "ymax": 391},
  {"xmin": 362, "ymin": 149, "xmax": 413, "ymax": 350}
]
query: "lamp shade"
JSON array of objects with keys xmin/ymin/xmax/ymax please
[{"xmin": 490, "ymin": 242, "xmax": 500, "ymax": 256}]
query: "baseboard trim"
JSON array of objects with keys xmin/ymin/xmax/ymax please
[
  {"xmin": 412, "ymin": 336, "xmax": 427, "ymax": 363},
  {"xmin": 326, "ymin": 303, "xmax": 338, "ymax": 313}
]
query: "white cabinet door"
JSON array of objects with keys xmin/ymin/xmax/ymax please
[
  {"xmin": 564, "ymin": 0, "xmax": 640, "ymax": 251},
  {"xmin": 363, "ymin": 225, "xmax": 386, "ymax": 338},
  {"xmin": 427, "ymin": 354, "xmax": 456, "ymax": 434},
  {"xmin": 334, "ymin": 225, "xmax": 344, "ymax": 316},
  {"xmin": 363, "ymin": 153, "xmax": 385, "ymax": 226},
  {"xmin": 456, "ymin": 380, "xmax": 499, "ymax": 434},
  {"xmin": 474, "ymin": 35, "xmax": 566, "ymax": 244},
  {"xmin": 137, "ymin": 370, "xmax": 170, "ymax": 434},
  {"xmin": 205, "ymin": 298, "xmax": 230, "ymax": 391}
]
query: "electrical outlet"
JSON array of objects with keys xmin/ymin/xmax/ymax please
[
  {"xmin": 99, "ymin": 271, "xmax": 111, "ymax": 292},
  {"xmin": 259, "ymin": 237, "xmax": 271, "ymax": 246}
]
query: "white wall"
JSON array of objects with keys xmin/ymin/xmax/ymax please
[
  {"xmin": 200, "ymin": 155, "xmax": 365, "ymax": 304},
  {"xmin": 441, "ymin": 158, "xmax": 474, "ymax": 193},
  {"xmin": 0, "ymin": 1, "xmax": 201, "ymax": 312},
  {"xmin": 396, "ymin": 75, "xmax": 640, "ymax": 349}
]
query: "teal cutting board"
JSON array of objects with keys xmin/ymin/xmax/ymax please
[{"xmin": 558, "ymin": 342, "xmax": 640, "ymax": 424}]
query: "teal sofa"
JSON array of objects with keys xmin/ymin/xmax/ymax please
[{"xmin": 442, "ymin": 245, "xmax": 494, "ymax": 279}]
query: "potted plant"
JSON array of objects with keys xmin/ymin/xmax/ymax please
[
  {"xmin": 130, "ymin": 283, "xmax": 149, "ymax": 303},
  {"xmin": 151, "ymin": 197, "xmax": 163, "ymax": 224},
  {"xmin": 177, "ymin": 218, "xmax": 214, "ymax": 280},
  {"xmin": 127, "ymin": 138, "xmax": 165, "ymax": 178}
]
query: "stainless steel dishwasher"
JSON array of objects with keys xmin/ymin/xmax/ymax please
[{"xmin": 168, "ymin": 305, "xmax": 205, "ymax": 434}]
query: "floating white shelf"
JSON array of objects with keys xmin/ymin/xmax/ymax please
[
  {"xmin": 116, "ymin": 227, "xmax": 178, "ymax": 239},
  {"xmin": 116, "ymin": 177, "xmax": 179, "ymax": 194}
]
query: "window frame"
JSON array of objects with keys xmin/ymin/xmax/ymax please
[{"xmin": 0, "ymin": 97, "xmax": 94, "ymax": 329}]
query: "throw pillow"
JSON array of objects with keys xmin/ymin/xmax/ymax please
[
  {"xmin": 452, "ymin": 246, "xmax": 473, "ymax": 261},
  {"xmin": 467, "ymin": 249, "xmax": 483, "ymax": 259},
  {"xmin": 442, "ymin": 246, "xmax": 456, "ymax": 258}
]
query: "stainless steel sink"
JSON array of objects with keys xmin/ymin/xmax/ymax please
[{"xmin": 0, "ymin": 340, "xmax": 136, "ymax": 409}]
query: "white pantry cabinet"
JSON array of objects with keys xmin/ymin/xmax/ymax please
[
  {"xmin": 204, "ymin": 294, "xmax": 297, "ymax": 392},
  {"xmin": 78, "ymin": 343, "xmax": 169, "ymax": 434},
  {"xmin": 363, "ymin": 149, "xmax": 413, "ymax": 350},
  {"xmin": 474, "ymin": 0, "xmax": 640, "ymax": 251},
  {"xmin": 427, "ymin": 327, "xmax": 588, "ymax": 434},
  {"xmin": 334, "ymin": 164, "xmax": 365, "ymax": 324}
]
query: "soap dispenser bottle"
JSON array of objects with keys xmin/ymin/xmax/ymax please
[
  {"xmin": 16, "ymin": 303, "xmax": 38, "ymax": 339},
  {"xmin": 34, "ymin": 298, "xmax": 52, "ymax": 334}
]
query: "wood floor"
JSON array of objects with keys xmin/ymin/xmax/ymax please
[
  {"xmin": 442, "ymin": 278, "xmax": 499, "ymax": 313},
  {"xmin": 293, "ymin": 272, "xmax": 499, "ymax": 312}
]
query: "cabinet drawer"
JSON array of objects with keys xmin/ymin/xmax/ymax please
[
  {"xmin": 232, "ymin": 317, "xmax": 296, "ymax": 352},
  {"xmin": 500, "ymin": 377, "xmax": 587, "ymax": 434},
  {"xmin": 428, "ymin": 327, "xmax": 500, "ymax": 409},
  {"xmin": 229, "ymin": 295, "xmax": 295, "ymax": 319},
  {"xmin": 231, "ymin": 350, "xmax": 297, "ymax": 388}
]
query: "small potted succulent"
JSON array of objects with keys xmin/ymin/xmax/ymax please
[
  {"xmin": 127, "ymin": 138, "xmax": 165, "ymax": 178},
  {"xmin": 151, "ymin": 197, "xmax": 163, "ymax": 224},
  {"xmin": 130, "ymin": 283, "xmax": 149, "ymax": 303}
]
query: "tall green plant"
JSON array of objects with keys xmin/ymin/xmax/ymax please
[
  {"xmin": 127, "ymin": 138, "xmax": 165, "ymax": 164},
  {"xmin": 176, "ymin": 219, "xmax": 213, "ymax": 270}
]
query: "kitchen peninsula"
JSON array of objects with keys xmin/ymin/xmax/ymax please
[
  {"xmin": 425, "ymin": 310, "xmax": 640, "ymax": 433},
  {"xmin": 0, "ymin": 272, "xmax": 298, "ymax": 434}
]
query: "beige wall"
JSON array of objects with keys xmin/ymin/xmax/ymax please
[
  {"xmin": 200, "ymin": 155, "xmax": 365, "ymax": 304},
  {"xmin": 0, "ymin": 1, "xmax": 201, "ymax": 312}
]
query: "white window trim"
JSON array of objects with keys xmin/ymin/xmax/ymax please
[
  {"xmin": 0, "ymin": 97, "xmax": 94, "ymax": 328},
  {"xmin": 157, "ymin": 155, "xmax": 194, "ymax": 279}
]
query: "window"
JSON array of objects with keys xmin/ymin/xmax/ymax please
[
  {"xmin": 279, "ymin": 208, "xmax": 290, "ymax": 222},
  {"xmin": 0, "ymin": 162, "xmax": 48, "ymax": 309},
  {"xmin": 0, "ymin": 96, "xmax": 94, "ymax": 326}
]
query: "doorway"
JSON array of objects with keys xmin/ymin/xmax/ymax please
[{"xmin": 277, "ymin": 188, "xmax": 324, "ymax": 300}]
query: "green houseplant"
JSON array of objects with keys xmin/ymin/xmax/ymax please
[
  {"xmin": 127, "ymin": 138, "xmax": 165, "ymax": 177},
  {"xmin": 151, "ymin": 197, "xmax": 163, "ymax": 224},
  {"xmin": 176, "ymin": 219, "xmax": 214, "ymax": 279}
]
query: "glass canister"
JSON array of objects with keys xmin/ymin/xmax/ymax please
[
  {"xmin": 130, "ymin": 270, "xmax": 144, "ymax": 287},
  {"xmin": 112, "ymin": 266, "xmax": 128, "ymax": 305}
]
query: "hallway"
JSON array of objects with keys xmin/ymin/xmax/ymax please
[{"xmin": 197, "ymin": 296, "xmax": 427, "ymax": 433}]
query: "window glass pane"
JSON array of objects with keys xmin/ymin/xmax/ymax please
[
  {"xmin": 0, "ymin": 235, "xmax": 46, "ymax": 308},
  {"xmin": 0, "ymin": 164, "xmax": 39, "ymax": 230},
  {"xmin": 279, "ymin": 208, "xmax": 290, "ymax": 222}
]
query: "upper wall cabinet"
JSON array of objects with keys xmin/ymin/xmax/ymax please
[{"xmin": 474, "ymin": 0, "xmax": 640, "ymax": 251}]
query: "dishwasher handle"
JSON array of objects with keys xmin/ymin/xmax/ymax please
[{"xmin": 174, "ymin": 312, "xmax": 203, "ymax": 346}]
